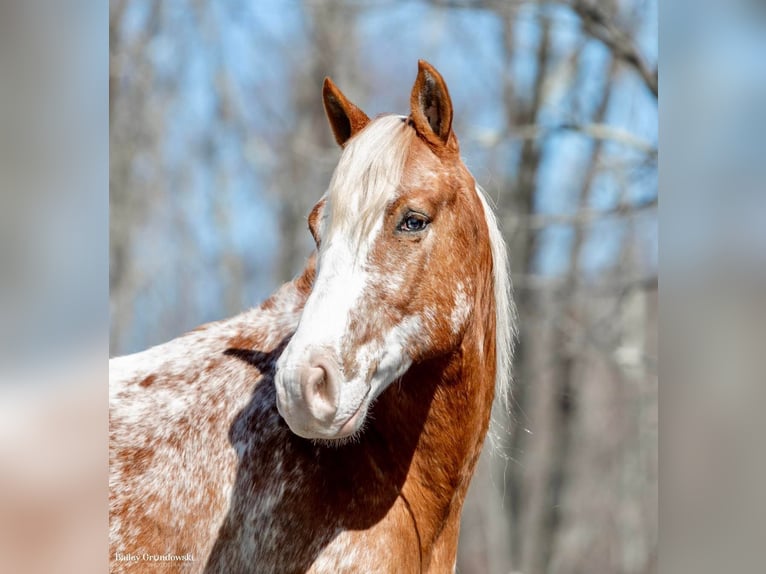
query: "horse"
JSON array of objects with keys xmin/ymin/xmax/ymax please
[{"xmin": 109, "ymin": 60, "xmax": 515, "ymax": 573}]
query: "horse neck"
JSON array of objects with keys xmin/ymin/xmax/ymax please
[{"xmin": 370, "ymin": 271, "xmax": 498, "ymax": 558}]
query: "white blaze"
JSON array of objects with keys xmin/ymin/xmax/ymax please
[{"xmin": 275, "ymin": 115, "xmax": 417, "ymax": 435}]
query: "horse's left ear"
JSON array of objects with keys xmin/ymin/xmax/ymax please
[
  {"xmin": 409, "ymin": 60, "xmax": 456, "ymax": 151},
  {"xmin": 322, "ymin": 77, "xmax": 370, "ymax": 147}
]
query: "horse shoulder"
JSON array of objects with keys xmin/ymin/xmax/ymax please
[{"xmin": 109, "ymin": 298, "xmax": 301, "ymax": 570}]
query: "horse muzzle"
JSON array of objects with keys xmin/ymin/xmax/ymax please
[{"xmin": 275, "ymin": 350, "xmax": 365, "ymax": 440}]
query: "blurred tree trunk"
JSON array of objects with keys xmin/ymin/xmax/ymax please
[
  {"xmin": 506, "ymin": 10, "xmax": 555, "ymax": 574},
  {"xmin": 109, "ymin": 0, "xmax": 161, "ymax": 353}
]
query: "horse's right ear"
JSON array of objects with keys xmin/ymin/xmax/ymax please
[{"xmin": 322, "ymin": 77, "xmax": 370, "ymax": 147}]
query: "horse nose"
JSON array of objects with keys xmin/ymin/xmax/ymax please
[{"xmin": 298, "ymin": 356, "xmax": 339, "ymax": 423}]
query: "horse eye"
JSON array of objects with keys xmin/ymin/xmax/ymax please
[{"xmin": 399, "ymin": 213, "xmax": 429, "ymax": 233}]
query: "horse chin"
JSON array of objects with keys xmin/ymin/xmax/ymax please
[
  {"xmin": 333, "ymin": 401, "xmax": 368, "ymax": 439},
  {"xmin": 286, "ymin": 418, "xmax": 367, "ymax": 446},
  {"xmin": 279, "ymin": 396, "xmax": 370, "ymax": 444}
]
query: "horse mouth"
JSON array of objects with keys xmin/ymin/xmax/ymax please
[
  {"xmin": 334, "ymin": 398, "xmax": 368, "ymax": 438},
  {"xmin": 310, "ymin": 390, "xmax": 370, "ymax": 441},
  {"xmin": 286, "ymin": 402, "xmax": 367, "ymax": 441},
  {"xmin": 277, "ymin": 380, "xmax": 371, "ymax": 442}
]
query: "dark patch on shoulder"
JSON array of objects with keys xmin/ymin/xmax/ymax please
[
  {"xmin": 223, "ymin": 335, "xmax": 292, "ymax": 374},
  {"xmin": 223, "ymin": 349, "xmax": 277, "ymax": 373}
]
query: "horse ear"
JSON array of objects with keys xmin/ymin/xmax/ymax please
[
  {"xmin": 409, "ymin": 60, "xmax": 454, "ymax": 149},
  {"xmin": 322, "ymin": 77, "xmax": 370, "ymax": 147}
]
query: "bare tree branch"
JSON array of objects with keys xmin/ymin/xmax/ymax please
[
  {"xmin": 511, "ymin": 272, "xmax": 658, "ymax": 295},
  {"xmin": 567, "ymin": 0, "xmax": 657, "ymax": 98},
  {"xmin": 471, "ymin": 121, "xmax": 657, "ymax": 156},
  {"xmin": 505, "ymin": 195, "xmax": 656, "ymax": 229}
]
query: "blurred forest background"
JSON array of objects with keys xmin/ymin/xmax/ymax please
[{"xmin": 110, "ymin": 0, "xmax": 657, "ymax": 572}]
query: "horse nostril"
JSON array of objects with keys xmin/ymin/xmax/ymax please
[
  {"xmin": 306, "ymin": 366, "xmax": 326, "ymax": 394},
  {"xmin": 305, "ymin": 367, "xmax": 327, "ymax": 398},
  {"xmin": 300, "ymin": 363, "xmax": 338, "ymax": 422}
]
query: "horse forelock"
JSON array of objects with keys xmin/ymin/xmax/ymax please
[{"xmin": 325, "ymin": 114, "xmax": 414, "ymax": 252}]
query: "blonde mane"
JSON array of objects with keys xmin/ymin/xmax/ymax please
[{"xmin": 476, "ymin": 185, "xmax": 517, "ymax": 405}]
